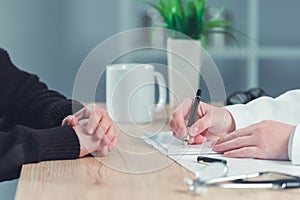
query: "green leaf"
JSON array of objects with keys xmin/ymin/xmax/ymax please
[
  {"xmin": 142, "ymin": 0, "xmax": 245, "ymax": 42},
  {"xmin": 205, "ymin": 29, "xmax": 240, "ymax": 48},
  {"xmin": 203, "ymin": 19, "xmax": 232, "ymax": 32},
  {"xmin": 227, "ymin": 26, "xmax": 251, "ymax": 40},
  {"xmin": 194, "ymin": 0, "xmax": 205, "ymax": 38},
  {"xmin": 144, "ymin": 1, "xmax": 168, "ymax": 23},
  {"xmin": 201, "ymin": 34, "xmax": 207, "ymax": 48},
  {"xmin": 173, "ymin": 0, "xmax": 184, "ymax": 18}
]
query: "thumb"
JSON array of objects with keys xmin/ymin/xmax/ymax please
[
  {"xmin": 190, "ymin": 134, "xmax": 206, "ymax": 144},
  {"xmin": 62, "ymin": 115, "xmax": 78, "ymax": 126},
  {"xmin": 188, "ymin": 115, "xmax": 210, "ymax": 137}
]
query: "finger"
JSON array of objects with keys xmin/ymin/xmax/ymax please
[
  {"xmin": 93, "ymin": 119, "xmax": 111, "ymax": 145},
  {"xmin": 206, "ymin": 131, "xmax": 227, "ymax": 143},
  {"xmin": 223, "ymin": 146, "xmax": 257, "ymax": 158},
  {"xmin": 170, "ymin": 99, "xmax": 193, "ymax": 136},
  {"xmin": 169, "ymin": 118, "xmax": 187, "ymax": 138},
  {"xmin": 97, "ymin": 115, "xmax": 116, "ymax": 146},
  {"xmin": 70, "ymin": 117, "xmax": 77, "ymax": 127},
  {"xmin": 62, "ymin": 115, "xmax": 76, "ymax": 126},
  {"xmin": 111, "ymin": 135, "xmax": 118, "ymax": 147},
  {"xmin": 215, "ymin": 124, "xmax": 256, "ymax": 145},
  {"xmin": 108, "ymin": 135, "xmax": 118, "ymax": 151},
  {"xmin": 172, "ymin": 98, "xmax": 193, "ymax": 120},
  {"xmin": 213, "ymin": 135, "xmax": 255, "ymax": 152},
  {"xmin": 98, "ymin": 132, "xmax": 112, "ymax": 155},
  {"xmin": 73, "ymin": 107, "xmax": 88, "ymax": 119},
  {"xmin": 189, "ymin": 134, "xmax": 206, "ymax": 144},
  {"xmin": 169, "ymin": 117, "xmax": 175, "ymax": 130},
  {"xmin": 97, "ymin": 115, "xmax": 113, "ymax": 138},
  {"xmin": 86, "ymin": 109, "xmax": 104, "ymax": 134},
  {"xmin": 74, "ymin": 103, "xmax": 104, "ymax": 120},
  {"xmin": 189, "ymin": 115, "xmax": 210, "ymax": 136},
  {"xmin": 94, "ymin": 124, "xmax": 105, "ymax": 140},
  {"xmin": 104, "ymin": 125, "xmax": 117, "ymax": 145},
  {"xmin": 172, "ymin": 130, "xmax": 184, "ymax": 141},
  {"xmin": 99, "ymin": 145, "xmax": 109, "ymax": 156}
]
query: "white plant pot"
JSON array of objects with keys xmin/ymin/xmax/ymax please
[{"xmin": 167, "ymin": 38, "xmax": 202, "ymax": 108}]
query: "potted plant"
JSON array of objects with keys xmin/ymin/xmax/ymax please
[{"xmin": 146, "ymin": 0, "xmax": 237, "ymax": 108}]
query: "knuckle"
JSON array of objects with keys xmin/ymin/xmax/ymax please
[
  {"xmin": 103, "ymin": 108, "xmax": 110, "ymax": 115},
  {"xmin": 101, "ymin": 124, "xmax": 109, "ymax": 134},
  {"xmin": 111, "ymin": 126, "xmax": 117, "ymax": 136},
  {"xmin": 171, "ymin": 119, "xmax": 181, "ymax": 131},
  {"xmin": 105, "ymin": 113, "xmax": 112, "ymax": 120},
  {"xmin": 171, "ymin": 111, "xmax": 180, "ymax": 122},
  {"xmin": 169, "ymin": 119, "xmax": 175, "ymax": 130},
  {"xmin": 254, "ymin": 123, "xmax": 263, "ymax": 132},
  {"xmin": 168, "ymin": 118, "xmax": 173, "ymax": 125},
  {"xmin": 256, "ymin": 134, "xmax": 265, "ymax": 147},
  {"xmin": 97, "ymin": 132, "xmax": 105, "ymax": 140},
  {"xmin": 260, "ymin": 120, "xmax": 270, "ymax": 127},
  {"xmin": 90, "ymin": 103, "xmax": 97, "ymax": 107},
  {"xmin": 88, "ymin": 103, "xmax": 99, "ymax": 112},
  {"xmin": 230, "ymin": 131, "xmax": 238, "ymax": 139},
  {"xmin": 95, "ymin": 108, "xmax": 102, "ymax": 115}
]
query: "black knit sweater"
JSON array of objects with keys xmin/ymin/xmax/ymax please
[{"xmin": 0, "ymin": 48, "xmax": 83, "ymax": 181}]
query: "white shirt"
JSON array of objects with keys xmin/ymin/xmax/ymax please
[{"xmin": 225, "ymin": 89, "xmax": 300, "ymax": 164}]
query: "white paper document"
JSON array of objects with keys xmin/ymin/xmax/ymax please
[
  {"xmin": 142, "ymin": 131, "xmax": 300, "ymax": 176},
  {"xmin": 143, "ymin": 131, "xmax": 217, "ymax": 156}
]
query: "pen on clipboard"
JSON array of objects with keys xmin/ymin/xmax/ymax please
[
  {"xmin": 183, "ymin": 89, "xmax": 202, "ymax": 147},
  {"xmin": 197, "ymin": 156, "xmax": 227, "ymax": 165}
]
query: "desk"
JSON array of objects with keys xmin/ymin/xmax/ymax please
[{"xmin": 15, "ymin": 108, "xmax": 300, "ymax": 200}]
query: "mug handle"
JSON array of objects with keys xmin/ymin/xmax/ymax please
[{"xmin": 153, "ymin": 71, "xmax": 167, "ymax": 112}]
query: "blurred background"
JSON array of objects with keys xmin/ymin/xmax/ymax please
[
  {"xmin": 1, "ymin": 0, "xmax": 300, "ymax": 198},
  {"xmin": 1, "ymin": 0, "xmax": 300, "ymax": 102}
]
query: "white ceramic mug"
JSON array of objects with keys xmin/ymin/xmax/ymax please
[{"xmin": 106, "ymin": 63, "xmax": 166, "ymax": 123}]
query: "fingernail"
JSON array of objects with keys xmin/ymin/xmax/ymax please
[
  {"xmin": 88, "ymin": 128, "xmax": 93, "ymax": 134},
  {"xmin": 70, "ymin": 119, "xmax": 76, "ymax": 127},
  {"xmin": 212, "ymin": 144, "xmax": 219, "ymax": 151}
]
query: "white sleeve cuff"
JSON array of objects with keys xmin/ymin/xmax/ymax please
[
  {"xmin": 288, "ymin": 124, "xmax": 300, "ymax": 165},
  {"xmin": 225, "ymin": 104, "xmax": 257, "ymax": 129}
]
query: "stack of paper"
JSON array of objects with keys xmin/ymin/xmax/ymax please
[{"xmin": 142, "ymin": 131, "xmax": 217, "ymax": 156}]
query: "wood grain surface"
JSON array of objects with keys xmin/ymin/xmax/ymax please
[{"xmin": 14, "ymin": 106, "xmax": 300, "ymax": 200}]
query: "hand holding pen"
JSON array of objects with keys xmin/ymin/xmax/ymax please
[
  {"xmin": 169, "ymin": 91, "xmax": 236, "ymax": 145},
  {"xmin": 184, "ymin": 89, "xmax": 202, "ymax": 146}
]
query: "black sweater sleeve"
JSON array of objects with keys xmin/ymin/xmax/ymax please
[
  {"xmin": 0, "ymin": 48, "xmax": 84, "ymax": 130},
  {"xmin": 0, "ymin": 48, "xmax": 83, "ymax": 181},
  {"xmin": 0, "ymin": 125, "xmax": 80, "ymax": 181}
]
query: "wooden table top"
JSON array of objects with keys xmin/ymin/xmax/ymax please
[{"xmin": 14, "ymin": 108, "xmax": 300, "ymax": 200}]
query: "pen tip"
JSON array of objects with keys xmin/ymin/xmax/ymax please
[{"xmin": 183, "ymin": 139, "xmax": 189, "ymax": 147}]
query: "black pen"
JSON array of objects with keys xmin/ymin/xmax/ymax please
[
  {"xmin": 183, "ymin": 89, "xmax": 202, "ymax": 147},
  {"xmin": 197, "ymin": 156, "xmax": 227, "ymax": 165}
]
